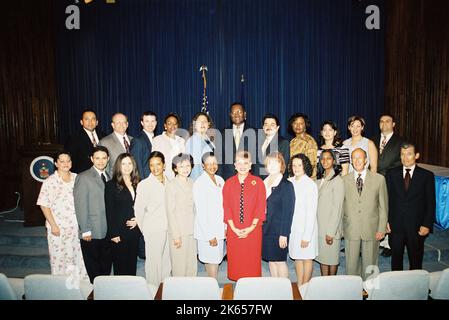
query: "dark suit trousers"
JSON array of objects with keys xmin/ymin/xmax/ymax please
[
  {"xmin": 111, "ymin": 230, "xmax": 140, "ymax": 276},
  {"xmin": 80, "ymin": 238, "xmax": 112, "ymax": 283},
  {"xmin": 390, "ymin": 232, "xmax": 425, "ymax": 270}
]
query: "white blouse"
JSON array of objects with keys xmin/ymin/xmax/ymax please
[{"xmin": 193, "ymin": 172, "xmax": 226, "ymax": 241}]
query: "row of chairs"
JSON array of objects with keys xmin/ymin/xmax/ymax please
[{"xmin": 1, "ymin": 268, "xmax": 448, "ymax": 300}]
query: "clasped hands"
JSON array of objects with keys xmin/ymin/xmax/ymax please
[{"xmin": 232, "ymin": 225, "xmax": 255, "ymax": 238}]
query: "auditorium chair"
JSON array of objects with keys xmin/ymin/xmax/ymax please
[
  {"xmin": 363, "ymin": 270, "xmax": 429, "ymax": 300},
  {"xmin": 162, "ymin": 276, "xmax": 221, "ymax": 300},
  {"xmin": 93, "ymin": 275, "xmax": 157, "ymax": 300},
  {"xmin": 299, "ymin": 275, "xmax": 363, "ymax": 300},
  {"xmin": 429, "ymin": 268, "xmax": 449, "ymax": 300},
  {"xmin": 24, "ymin": 274, "xmax": 92, "ymax": 300},
  {"xmin": 233, "ymin": 277, "xmax": 293, "ymax": 300}
]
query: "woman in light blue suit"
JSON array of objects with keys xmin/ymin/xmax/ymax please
[
  {"xmin": 185, "ymin": 112, "xmax": 216, "ymax": 180},
  {"xmin": 315, "ymin": 150, "xmax": 345, "ymax": 276}
]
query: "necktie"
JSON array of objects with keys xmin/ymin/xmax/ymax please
[
  {"xmin": 262, "ymin": 138, "xmax": 270, "ymax": 156},
  {"xmin": 101, "ymin": 173, "xmax": 107, "ymax": 185},
  {"xmin": 239, "ymin": 182, "xmax": 245, "ymax": 224},
  {"xmin": 234, "ymin": 127, "xmax": 241, "ymax": 149},
  {"xmin": 356, "ymin": 174, "xmax": 363, "ymax": 195},
  {"xmin": 123, "ymin": 136, "xmax": 130, "ymax": 153},
  {"xmin": 91, "ymin": 132, "xmax": 97, "ymax": 147},
  {"xmin": 379, "ymin": 135, "xmax": 387, "ymax": 155},
  {"xmin": 404, "ymin": 168, "xmax": 411, "ymax": 191},
  {"xmin": 204, "ymin": 138, "xmax": 215, "ymax": 152}
]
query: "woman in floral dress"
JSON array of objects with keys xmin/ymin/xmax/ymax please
[{"xmin": 37, "ymin": 151, "xmax": 88, "ymax": 281}]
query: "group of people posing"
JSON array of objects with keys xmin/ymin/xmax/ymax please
[{"xmin": 37, "ymin": 102, "xmax": 436, "ymax": 290}]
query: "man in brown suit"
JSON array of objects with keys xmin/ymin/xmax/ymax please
[{"xmin": 342, "ymin": 148, "xmax": 388, "ymax": 280}]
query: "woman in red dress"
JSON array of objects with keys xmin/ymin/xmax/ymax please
[{"xmin": 223, "ymin": 151, "xmax": 266, "ymax": 281}]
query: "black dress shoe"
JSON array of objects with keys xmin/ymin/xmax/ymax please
[{"xmin": 381, "ymin": 248, "xmax": 392, "ymax": 257}]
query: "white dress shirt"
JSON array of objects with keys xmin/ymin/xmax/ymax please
[
  {"xmin": 114, "ymin": 132, "xmax": 131, "ymax": 151},
  {"xmin": 379, "ymin": 131, "xmax": 394, "ymax": 149},
  {"xmin": 403, "ymin": 164, "xmax": 416, "ymax": 178},
  {"xmin": 83, "ymin": 128, "xmax": 100, "ymax": 145},
  {"xmin": 353, "ymin": 169, "xmax": 367, "ymax": 183}
]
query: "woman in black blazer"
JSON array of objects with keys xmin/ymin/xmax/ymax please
[
  {"xmin": 262, "ymin": 152, "xmax": 296, "ymax": 278},
  {"xmin": 105, "ymin": 153, "xmax": 141, "ymax": 275}
]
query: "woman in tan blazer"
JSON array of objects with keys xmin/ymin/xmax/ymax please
[
  {"xmin": 134, "ymin": 151, "xmax": 171, "ymax": 287},
  {"xmin": 315, "ymin": 150, "xmax": 345, "ymax": 276},
  {"xmin": 165, "ymin": 153, "xmax": 197, "ymax": 276}
]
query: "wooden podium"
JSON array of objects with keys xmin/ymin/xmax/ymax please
[{"xmin": 19, "ymin": 144, "xmax": 64, "ymax": 226}]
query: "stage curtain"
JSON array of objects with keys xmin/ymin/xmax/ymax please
[{"xmin": 55, "ymin": 0, "xmax": 385, "ymax": 142}]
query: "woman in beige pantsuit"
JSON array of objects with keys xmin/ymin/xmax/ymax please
[
  {"xmin": 134, "ymin": 151, "xmax": 172, "ymax": 287},
  {"xmin": 165, "ymin": 153, "xmax": 197, "ymax": 276},
  {"xmin": 315, "ymin": 150, "xmax": 345, "ymax": 276}
]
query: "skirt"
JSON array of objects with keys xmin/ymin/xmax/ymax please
[
  {"xmin": 197, "ymin": 239, "xmax": 225, "ymax": 264},
  {"xmin": 315, "ymin": 236, "xmax": 341, "ymax": 266}
]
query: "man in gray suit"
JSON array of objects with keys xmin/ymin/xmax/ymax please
[
  {"xmin": 342, "ymin": 148, "xmax": 388, "ymax": 280},
  {"xmin": 74, "ymin": 146, "xmax": 112, "ymax": 283},
  {"xmin": 99, "ymin": 112, "xmax": 133, "ymax": 176}
]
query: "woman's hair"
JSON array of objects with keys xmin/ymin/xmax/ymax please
[
  {"xmin": 288, "ymin": 153, "xmax": 313, "ymax": 177},
  {"xmin": 201, "ymin": 152, "xmax": 217, "ymax": 164},
  {"xmin": 172, "ymin": 153, "xmax": 194, "ymax": 175},
  {"xmin": 112, "ymin": 153, "xmax": 140, "ymax": 189},
  {"xmin": 189, "ymin": 112, "xmax": 214, "ymax": 136},
  {"xmin": 288, "ymin": 113, "xmax": 312, "ymax": 136},
  {"xmin": 235, "ymin": 150, "xmax": 252, "ymax": 162},
  {"xmin": 316, "ymin": 149, "xmax": 341, "ymax": 180},
  {"xmin": 347, "ymin": 115, "xmax": 366, "ymax": 137},
  {"xmin": 148, "ymin": 151, "xmax": 165, "ymax": 165},
  {"xmin": 318, "ymin": 120, "xmax": 343, "ymax": 147},
  {"xmin": 53, "ymin": 150, "xmax": 72, "ymax": 165},
  {"xmin": 164, "ymin": 112, "xmax": 182, "ymax": 127},
  {"xmin": 264, "ymin": 151, "xmax": 286, "ymax": 174}
]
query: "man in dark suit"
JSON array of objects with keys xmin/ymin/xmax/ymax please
[
  {"xmin": 65, "ymin": 109, "xmax": 106, "ymax": 173},
  {"xmin": 130, "ymin": 111, "xmax": 157, "ymax": 179},
  {"xmin": 371, "ymin": 113, "xmax": 404, "ymax": 256},
  {"xmin": 74, "ymin": 146, "xmax": 112, "ymax": 283},
  {"xmin": 129, "ymin": 111, "xmax": 157, "ymax": 259},
  {"xmin": 255, "ymin": 113, "xmax": 290, "ymax": 178},
  {"xmin": 218, "ymin": 102, "xmax": 258, "ymax": 180},
  {"xmin": 386, "ymin": 142, "xmax": 435, "ymax": 270}
]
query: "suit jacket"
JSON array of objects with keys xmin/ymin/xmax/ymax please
[
  {"xmin": 255, "ymin": 133, "xmax": 290, "ymax": 178},
  {"xmin": 342, "ymin": 170, "xmax": 388, "ymax": 241},
  {"xmin": 74, "ymin": 167, "xmax": 108, "ymax": 239},
  {"xmin": 134, "ymin": 174, "xmax": 169, "ymax": 234},
  {"xmin": 99, "ymin": 133, "xmax": 133, "ymax": 176},
  {"xmin": 218, "ymin": 124, "xmax": 258, "ymax": 180},
  {"xmin": 316, "ymin": 170, "xmax": 345, "ymax": 239},
  {"xmin": 65, "ymin": 128, "xmax": 106, "ymax": 173},
  {"xmin": 263, "ymin": 178, "xmax": 295, "ymax": 238},
  {"xmin": 104, "ymin": 179, "xmax": 139, "ymax": 239},
  {"xmin": 372, "ymin": 133, "xmax": 404, "ymax": 176},
  {"xmin": 130, "ymin": 131, "xmax": 152, "ymax": 179},
  {"xmin": 386, "ymin": 165, "xmax": 435, "ymax": 234},
  {"xmin": 165, "ymin": 176, "xmax": 195, "ymax": 239}
]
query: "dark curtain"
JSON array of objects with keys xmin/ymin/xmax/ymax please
[{"xmin": 55, "ymin": 0, "xmax": 384, "ymax": 142}]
